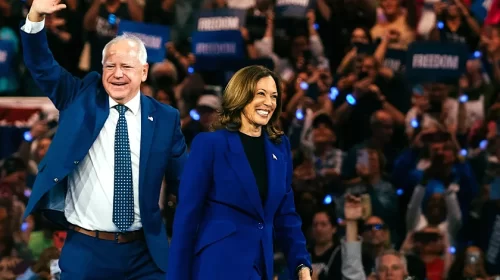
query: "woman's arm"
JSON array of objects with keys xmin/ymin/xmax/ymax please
[
  {"xmin": 274, "ymin": 136, "xmax": 312, "ymax": 278},
  {"xmin": 167, "ymin": 132, "xmax": 214, "ymax": 280}
]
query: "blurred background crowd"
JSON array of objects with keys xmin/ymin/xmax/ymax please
[{"xmin": 3, "ymin": 0, "xmax": 500, "ymax": 279}]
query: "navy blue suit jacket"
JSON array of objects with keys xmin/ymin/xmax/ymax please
[
  {"xmin": 20, "ymin": 26, "xmax": 187, "ymax": 271},
  {"xmin": 167, "ymin": 130, "xmax": 311, "ymax": 280}
]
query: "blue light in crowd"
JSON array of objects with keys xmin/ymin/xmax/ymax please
[
  {"xmin": 437, "ymin": 21, "xmax": 444, "ymax": 29},
  {"xmin": 473, "ymin": 51, "xmax": 482, "ymax": 58},
  {"xmin": 313, "ymin": 23, "xmax": 319, "ymax": 30},
  {"xmin": 411, "ymin": 118, "xmax": 419, "ymax": 128},
  {"xmin": 108, "ymin": 14, "xmax": 116, "ymax": 25},
  {"xmin": 480, "ymin": 139, "xmax": 488, "ymax": 150},
  {"xmin": 188, "ymin": 67, "xmax": 194, "ymax": 74},
  {"xmin": 323, "ymin": 194, "xmax": 333, "ymax": 205},
  {"xmin": 190, "ymin": 109, "xmax": 200, "ymax": 121},
  {"xmin": 460, "ymin": 149, "xmax": 468, "ymax": 157},
  {"xmin": 329, "ymin": 87, "xmax": 339, "ymax": 101},
  {"xmin": 21, "ymin": 222, "xmax": 28, "ymax": 232},
  {"xmin": 300, "ymin": 82, "xmax": 309, "ymax": 90},
  {"xmin": 396, "ymin": 189, "xmax": 404, "ymax": 196},
  {"xmin": 449, "ymin": 246, "xmax": 456, "ymax": 254},
  {"xmin": 24, "ymin": 189, "xmax": 31, "ymax": 198},
  {"xmin": 295, "ymin": 108, "xmax": 304, "ymax": 120},
  {"xmin": 337, "ymin": 218, "xmax": 343, "ymax": 224},
  {"xmin": 346, "ymin": 94, "xmax": 356, "ymax": 105},
  {"xmin": 23, "ymin": 131, "xmax": 32, "ymax": 142},
  {"xmin": 459, "ymin": 95, "xmax": 468, "ymax": 103}
]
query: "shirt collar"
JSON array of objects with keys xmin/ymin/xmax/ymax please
[{"xmin": 109, "ymin": 91, "xmax": 141, "ymax": 115}]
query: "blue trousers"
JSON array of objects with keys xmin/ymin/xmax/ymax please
[{"xmin": 59, "ymin": 230, "xmax": 165, "ymax": 280}]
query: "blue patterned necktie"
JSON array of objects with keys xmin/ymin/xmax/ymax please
[{"xmin": 113, "ymin": 104, "xmax": 134, "ymax": 232}]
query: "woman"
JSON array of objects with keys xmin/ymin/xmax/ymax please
[{"xmin": 167, "ymin": 65, "xmax": 312, "ymax": 280}]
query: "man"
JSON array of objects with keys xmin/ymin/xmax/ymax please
[{"xmin": 20, "ymin": 0, "xmax": 187, "ymax": 278}]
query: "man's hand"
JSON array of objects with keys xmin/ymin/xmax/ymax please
[
  {"xmin": 344, "ymin": 194, "xmax": 363, "ymax": 221},
  {"xmin": 29, "ymin": 0, "xmax": 67, "ymax": 21}
]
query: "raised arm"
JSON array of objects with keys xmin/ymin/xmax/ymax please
[{"xmin": 21, "ymin": 0, "xmax": 83, "ymax": 111}]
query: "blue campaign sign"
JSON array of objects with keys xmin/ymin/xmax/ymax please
[
  {"xmin": 406, "ymin": 41, "xmax": 468, "ymax": 83},
  {"xmin": 0, "ymin": 40, "xmax": 15, "ymax": 77},
  {"xmin": 470, "ymin": 0, "xmax": 491, "ymax": 23},
  {"xmin": 275, "ymin": 0, "xmax": 315, "ymax": 18},
  {"xmin": 196, "ymin": 9, "xmax": 247, "ymax": 31},
  {"xmin": 192, "ymin": 30, "xmax": 244, "ymax": 58},
  {"xmin": 117, "ymin": 20, "xmax": 170, "ymax": 63},
  {"xmin": 384, "ymin": 48, "xmax": 407, "ymax": 72}
]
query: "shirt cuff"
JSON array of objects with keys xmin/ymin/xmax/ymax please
[{"xmin": 21, "ymin": 14, "xmax": 45, "ymax": 34}]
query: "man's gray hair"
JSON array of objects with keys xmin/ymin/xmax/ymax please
[
  {"xmin": 102, "ymin": 33, "xmax": 148, "ymax": 65},
  {"xmin": 375, "ymin": 249, "xmax": 408, "ymax": 273}
]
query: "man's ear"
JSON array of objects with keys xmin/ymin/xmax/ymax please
[{"xmin": 142, "ymin": 63, "xmax": 149, "ymax": 82}]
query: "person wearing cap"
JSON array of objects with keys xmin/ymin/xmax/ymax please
[{"xmin": 182, "ymin": 94, "xmax": 221, "ymax": 147}]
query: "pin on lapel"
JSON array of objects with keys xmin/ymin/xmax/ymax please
[
  {"xmin": 272, "ymin": 154, "xmax": 277, "ymax": 160},
  {"xmin": 148, "ymin": 116, "xmax": 153, "ymax": 121}
]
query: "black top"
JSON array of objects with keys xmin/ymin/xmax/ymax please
[{"xmin": 238, "ymin": 132, "xmax": 268, "ymax": 204}]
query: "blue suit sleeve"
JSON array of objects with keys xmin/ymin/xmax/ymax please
[
  {"xmin": 164, "ymin": 110, "xmax": 188, "ymax": 196},
  {"xmin": 167, "ymin": 132, "xmax": 213, "ymax": 280},
  {"xmin": 20, "ymin": 24, "xmax": 82, "ymax": 111},
  {"xmin": 274, "ymin": 136, "xmax": 312, "ymax": 278}
]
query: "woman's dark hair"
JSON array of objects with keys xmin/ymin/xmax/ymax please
[{"xmin": 211, "ymin": 65, "xmax": 284, "ymax": 144}]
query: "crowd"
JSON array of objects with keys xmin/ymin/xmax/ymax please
[{"xmin": 2, "ymin": 0, "xmax": 500, "ymax": 279}]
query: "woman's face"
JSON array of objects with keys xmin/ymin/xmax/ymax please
[
  {"xmin": 312, "ymin": 212, "xmax": 336, "ymax": 244},
  {"xmin": 351, "ymin": 28, "xmax": 369, "ymax": 45},
  {"xmin": 241, "ymin": 76, "xmax": 278, "ymax": 129}
]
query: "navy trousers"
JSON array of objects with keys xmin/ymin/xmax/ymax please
[{"xmin": 59, "ymin": 230, "xmax": 165, "ymax": 280}]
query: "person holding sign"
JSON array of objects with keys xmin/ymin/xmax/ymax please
[
  {"xmin": 168, "ymin": 65, "xmax": 312, "ymax": 280},
  {"xmin": 19, "ymin": 0, "xmax": 188, "ymax": 279}
]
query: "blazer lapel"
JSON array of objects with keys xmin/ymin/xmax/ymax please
[
  {"xmin": 263, "ymin": 135, "xmax": 284, "ymax": 216},
  {"xmin": 225, "ymin": 131, "xmax": 265, "ymax": 220},
  {"xmin": 139, "ymin": 95, "xmax": 156, "ymax": 192},
  {"xmin": 92, "ymin": 86, "xmax": 110, "ymax": 140}
]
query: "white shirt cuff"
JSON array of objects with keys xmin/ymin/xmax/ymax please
[{"xmin": 20, "ymin": 14, "xmax": 45, "ymax": 34}]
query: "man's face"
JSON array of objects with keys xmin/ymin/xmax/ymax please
[
  {"xmin": 377, "ymin": 254, "xmax": 406, "ymax": 280},
  {"xmin": 198, "ymin": 107, "xmax": 217, "ymax": 129},
  {"xmin": 102, "ymin": 40, "xmax": 148, "ymax": 104},
  {"xmin": 363, "ymin": 216, "xmax": 388, "ymax": 246},
  {"xmin": 312, "ymin": 212, "xmax": 336, "ymax": 244}
]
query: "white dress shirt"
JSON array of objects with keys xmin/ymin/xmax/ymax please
[{"xmin": 22, "ymin": 17, "xmax": 142, "ymax": 232}]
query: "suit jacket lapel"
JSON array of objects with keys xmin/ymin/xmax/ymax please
[
  {"xmin": 263, "ymin": 135, "xmax": 284, "ymax": 217},
  {"xmin": 139, "ymin": 95, "xmax": 156, "ymax": 192},
  {"xmin": 225, "ymin": 131, "xmax": 265, "ymax": 220},
  {"xmin": 92, "ymin": 86, "xmax": 110, "ymax": 140}
]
